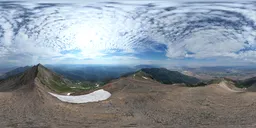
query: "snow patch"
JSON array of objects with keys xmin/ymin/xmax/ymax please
[
  {"xmin": 142, "ymin": 76, "xmax": 148, "ymax": 79},
  {"xmin": 49, "ymin": 89, "xmax": 111, "ymax": 103}
]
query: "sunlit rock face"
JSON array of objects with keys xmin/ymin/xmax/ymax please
[{"xmin": 0, "ymin": 1, "xmax": 255, "ymax": 66}]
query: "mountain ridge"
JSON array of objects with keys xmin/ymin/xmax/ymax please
[
  {"xmin": 122, "ymin": 68, "xmax": 201, "ymax": 85},
  {"xmin": 0, "ymin": 64, "xmax": 84, "ymax": 93}
]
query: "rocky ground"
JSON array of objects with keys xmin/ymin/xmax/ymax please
[{"xmin": 0, "ymin": 76, "xmax": 256, "ymax": 128}]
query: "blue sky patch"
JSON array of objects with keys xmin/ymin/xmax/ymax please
[
  {"xmin": 235, "ymin": 47, "xmax": 256, "ymax": 54},
  {"xmin": 135, "ymin": 50, "xmax": 168, "ymax": 60},
  {"xmin": 60, "ymin": 49, "xmax": 82, "ymax": 55}
]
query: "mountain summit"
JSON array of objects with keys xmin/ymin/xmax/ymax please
[{"xmin": 0, "ymin": 64, "xmax": 76, "ymax": 93}]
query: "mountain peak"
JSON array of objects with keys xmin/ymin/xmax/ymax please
[
  {"xmin": 0, "ymin": 63, "xmax": 74, "ymax": 93},
  {"xmin": 36, "ymin": 63, "xmax": 44, "ymax": 69},
  {"xmin": 37, "ymin": 63, "xmax": 43, "ymax": 66},
  {"xmin": 18, "ymin": 64, "xmax": 46, "ymax": 85},
  {"xmin": 27, "ymin": 64, "xmax": 47, "ymax": 77}
]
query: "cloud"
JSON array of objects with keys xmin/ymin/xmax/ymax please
[{"xmin": 0, "ymin": 1, "xmax": 255, "ymax": 66}]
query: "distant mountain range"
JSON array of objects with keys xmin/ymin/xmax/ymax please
[
  {"xmin": 48, "ymin": 65, "xmax": 135, "ymax": 82},
  {"xmin": 0, "ymin": 64, "xmax": 201, "ymax": 86},
  {"xmin": 2, "ymin": 64, "xmax": 256, "ymax": 90},
  {"xmin": 181, "ymin": 66, "xmax": 256, "ymax": 80},
  {"xmin": 127, "ymin": 68, "xmax": 256, "ymax": 88},
  {"xmin": 0, "ymin": 64, "xmax": 159, "ymax": 83},
  {"xmin": 0, "ymin": 66, "xmax": 30, "ymax": 79},
  {"xmin": 0, "ymin": 64, "xmax": 100, "ymax": 94},
  {"xmin": 134, "ymin": 65, "xmax": 158, "ymax": 69}
]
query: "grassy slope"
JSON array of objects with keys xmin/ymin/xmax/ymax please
[
  {"xmin": 38, "ymin": 69, "xmax": 99, "ymax": 93},
  {"xmin": 141, "ymin": 68, "xmax": 200, "ymax": 85},
  {"xmin": 235, "ymin": 77, "xmax": 256, "ymax": 88},
  {"xmin": 31, "ymin": 64, "xmax": 102, "ymax": 93}
]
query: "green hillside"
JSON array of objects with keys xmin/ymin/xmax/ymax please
[{"xmin": 140, "ymin": 68, "xmax": 201, "ymax": 85}]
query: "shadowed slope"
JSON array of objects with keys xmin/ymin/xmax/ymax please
[
  {"xmin": 141, "ymin": 68, "xmax": 200, "ymax": 85},
  {"xmin": 237, "ymin": 77, "xmax": 256, "ymax": 92},
  {"xmin": 122, "ymin": 68, "xmax": 201, "ymax": 85},
  {"xmin": 0, "ymin": 64, "xmax": 73, "ymax": 93}
]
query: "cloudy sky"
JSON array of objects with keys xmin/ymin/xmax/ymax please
[{"xmin": 0, "ymin": 0, "xmax": 255, "ymax": 67}]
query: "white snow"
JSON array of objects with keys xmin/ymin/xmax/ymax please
[
  {"xmin": 49, "ymin": 89, "xmax": 111, "ymax": 104},
  {"xmin": 95, "ymin": 83, "xmax": 100, "ymax": 87},
  {"xmin": 67, "ymin": 93, "xmax": 71, "ymax": 96},
  {"xmin": 142, "ymin": 76, "xmax": 148, "ymax": 79}
]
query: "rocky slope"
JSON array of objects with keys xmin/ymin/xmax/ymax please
[{"xmin": 0, "ymin": 65, "xmax": 256, "ymax": 127}]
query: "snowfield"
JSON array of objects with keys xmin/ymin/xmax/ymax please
[{"xmin": 49, "ymin": 89, "xmax": 111, "ymax": 103}]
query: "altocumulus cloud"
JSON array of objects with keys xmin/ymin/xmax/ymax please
[{"xmin": 0, "ymin": 0, "xmax": 255, "ymax": 66}]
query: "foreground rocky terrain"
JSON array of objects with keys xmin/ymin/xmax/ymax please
[{"xmin": 0, "ymin": 65, "xmax": 256, "ymax": 128}]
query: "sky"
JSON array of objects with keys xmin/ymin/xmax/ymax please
[{"xmin": 0, "ymin": 0, "xmax": 255, "ymax": 67}]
